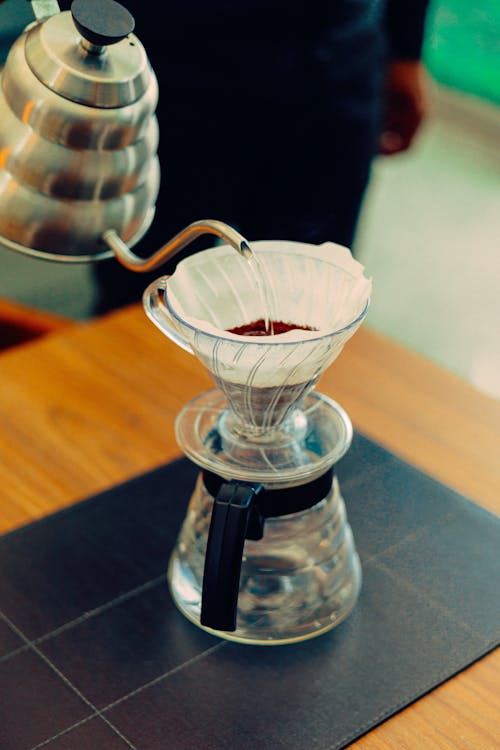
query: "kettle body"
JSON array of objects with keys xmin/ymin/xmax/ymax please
[{"xmin": 0, "ymin": 1, "xmax": 160, "ymax": 261}]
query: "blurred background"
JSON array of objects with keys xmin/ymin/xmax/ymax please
[
  {"xmin": 1, "ymin": 0, "xmax": 499, "ymax": 398},
  {"xmin": 355, "ymin": 0, "xmax": 500, "ymax": 400}
]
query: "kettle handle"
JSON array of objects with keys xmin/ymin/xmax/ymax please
[{"xmin": 201, "ymin": 481, "xmax": 262, "ymax": 632}]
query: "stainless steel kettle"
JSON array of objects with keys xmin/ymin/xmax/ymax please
[{"xmin": 0, "ymin": 0, "xmax": 249, "ymax": 270}]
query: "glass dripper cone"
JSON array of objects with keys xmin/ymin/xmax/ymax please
[{"xmin": 144, "ymin": 240, "xmax": 371, "ymax": 468}]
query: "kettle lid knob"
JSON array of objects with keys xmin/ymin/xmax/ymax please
[{"xmin": 71, "ymin": 0, "xmax": 135, "ymax": 48}]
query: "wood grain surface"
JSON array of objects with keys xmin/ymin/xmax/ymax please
[{"xmin": 0, "ymin": 303, "xmax": 498, "ymax": 749}]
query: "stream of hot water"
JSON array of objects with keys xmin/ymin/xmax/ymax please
[
  {"xmin": 245, "ymin": 252, "xmax": 277, "ymax": 335},
  {"xmin": 231, "ymin": 248, "xmax": 316, "ymax": 337}
]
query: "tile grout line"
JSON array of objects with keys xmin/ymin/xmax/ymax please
[
  {"xmin": 27, "ymin": 641, "xmax": 227, "ymax": 750},
  {"xmin": 29, "ymin": 713, "xmax": 137, "ymax": 750},
  {"xmin": 34, "ymin": 574, "xmax": 168, "ymax": 644},
  {"xmin": 0, "ymin": 609, "xmax": 138, "ymax": 750},
  {"xmin": 0, "ymin": 637, "xmax": 30, "ymax": 665},
  {"xmin": 98, "ymin": 640, "xmax": 227, "ymax": 715},
  {"xmin": 369, "ymin": 556, "xmax": 488, "ymax": 640},
  {"xmin": 0, "ymin": 609, "xmax": 32, "ymax": 663},
  {"xmin": 359, "ymin": 508, "xmax": 461, "ymax": 570},
  {"xmin": 30, "ymin": 716, "xmax": 101, "ymax": 750},
  {"xmin": 2, "ymin": 605, "xmax": 227, "ymax": 749},
  {"xmin": 0, "ymin": 573, "xmax": 166, "ymax": 663}
]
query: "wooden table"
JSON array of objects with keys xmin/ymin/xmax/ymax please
[{"xmin": 0, "ymin": 303, "xmax": 498, "ymax": 748}]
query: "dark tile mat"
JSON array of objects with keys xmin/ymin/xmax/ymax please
[
  {"xmin": 36, "ymin": 717, "xmax": 134, "ymax": 750},
  {"xmin": 104, "ymin": 562, "xmax": 478, "ymax": 750},
  {"xmin": 0, "ymin": 617, "xmax": 24, "ymax": 659},
  {"xmin": 0, "ymin": 434, "xmax": 498, "ymax": 750},
  {"xmin": 0, "ymin": 649, "xmax": 91, "ymax": 749},
  {"xmin": 0, "ymin": 459, "xmax": 195, "ymax": 641},
  {"xmin": 38, "ymin": 580, "xmax": 218, "ymax": 709}
]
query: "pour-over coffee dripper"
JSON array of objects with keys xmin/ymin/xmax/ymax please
[{"xmin": 144, "ymin": 240, "xmax": 371, "ymax": 644}]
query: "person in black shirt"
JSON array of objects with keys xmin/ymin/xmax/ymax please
[{"xmin": 86, "ymin": 0, "xmax": 430, "ymax": 313}]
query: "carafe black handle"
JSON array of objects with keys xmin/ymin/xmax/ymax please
[{"xmin": 201, "ymin": 481, "xmax": 262, "ymax": 632}]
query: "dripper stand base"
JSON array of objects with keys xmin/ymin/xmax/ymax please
[{"xmin": 175, "ymin": 389, "xmax": 353, "ymax": 485}]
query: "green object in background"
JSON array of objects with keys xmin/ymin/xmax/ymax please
[
  {"xmin": 0, "ymin": 0, "xmax": 60, "ymax": 66},
  {"xmin": 423, "ymin": 0, "xmax": 500, "ymax": 105}
]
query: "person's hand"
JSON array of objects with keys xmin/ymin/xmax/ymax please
[{"xmin": 379, "ymin": 60, "xmax": 428, "ymax": 155}]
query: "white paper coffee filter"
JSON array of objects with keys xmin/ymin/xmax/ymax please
[
  {"xmin": 167, "ymin": 240, "xmax": 371, "ymax": 341},
  {"xmin": 162, "ymin": 240, "xmax": 371, "ymax": 388}
]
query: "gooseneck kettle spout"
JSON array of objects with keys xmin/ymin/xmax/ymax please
[{"xmin": 103, "ymin": 221, "xmax": 253, "ymax": 272}]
